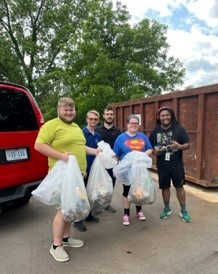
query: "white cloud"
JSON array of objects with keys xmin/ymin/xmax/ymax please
[
  {"xmin": 186, "ymin": 0, "xmax": 218, "ymax": 29},
  {"xmin": 113, "ymin": 0, "xmax": 179, "ymax": 21},
  {"xmin": 167, "ymin": 25, "xmax": 218, "ymax": 87},
  {"xmin": 112, "ymin": 0, "xmax": 218, "ymax": 89},
  {"xmin": 114, "ymin": 0, "xmax": 218, "ymax": 28}
]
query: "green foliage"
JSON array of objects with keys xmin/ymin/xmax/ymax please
[
  {"xmin": 75, "ymin": 85, "xmax": 116, "ymax": 126},
  {"xmin": 0, "ymin": 38, "xmax": 24, "ymax": 83},
  {"xmin": 184, "ymin": 85, "xmax": 194, "ymax": 90},
  {"xmin": 0, "ymin": 0, "xmax": 185, "ymax": 126},
  {"xmin": 0, "ymin": 0, "xmax": 87, "ymax": 95}
]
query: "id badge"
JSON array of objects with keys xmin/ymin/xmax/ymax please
[{"xmin": 165, "ymin": 152, "xmax": 170, "ymax": 161}]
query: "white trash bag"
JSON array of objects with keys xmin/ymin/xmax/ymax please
[
  {"xmin": 32, "ymin": 155, "xmax": 90, "ymax": 221},
  {"xmin": 87, "ymin": 155, "xmax": 113, "ymax": 213},
  {"xmin": 128, "ymin": 161, "xmax": 156, "ymax": 205},
  {"xmin": 113, "ymin": 151, "xmax": 152, "ymax": 184},
  {"xmin": 97, "ymin": 140, "xmax": 118, "ymax": 169},
  {"xmin": 113, "ymin": 151, "xmax": 155, "ymax": 205},
  {"xmin": 32, "ymin": 160, "xmax": 65, "ymax": 205},
  {"xmin": 113, "ymin": 157, "xmax": 132, "ymax": 183}
]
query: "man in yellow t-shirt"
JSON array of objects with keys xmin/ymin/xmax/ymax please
[
  {"xmin": 36, "ymin": 116, "xmax": 87, "ymax": 172},
  {"xmin": 35, "ymin": 97, "xmax": 98, "ymax": 263}
]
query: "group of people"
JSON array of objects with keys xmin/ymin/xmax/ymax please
[{"xmin": 34, "ymin": 97, "xmax": 191, "ymax": 262}]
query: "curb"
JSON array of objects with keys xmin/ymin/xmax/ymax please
[{"xmin": 150, "ymin": 171, "xmax": 218, "ymax": 204}]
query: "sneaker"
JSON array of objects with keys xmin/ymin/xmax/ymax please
[
  {"xmin": 180, "ymin": 210, "xmax": 191, "ymax": 223},
  {"xmin": 85, "ymin": 214, "xmax": 99, "ymax": 223},
  {"xmin": 122, "ymin": 215, "xmax": 130, "ymax": 226},
  {"xmin": 105, "ymin": 205, "xmax": 116, "ymax": 213},
  {"xmin": 73, "ymin": 221, "xmax": 87, "ymax": 232},
  {"xmin": 50, "ymin": 245, "xmax": 69, "ymax": 262},
  {"xmin": 136, "ymin": 211, "xmax": 146, "ymax": 221},
  {"xmin": 63, "ymin": 237, "xmax": 84, "ymax": 248},
  {"xmin": 160, "ymin": 208, "xmax": 172, "ymax": 219}
]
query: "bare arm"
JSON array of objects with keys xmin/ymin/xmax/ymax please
[
  {"xmin": 153, "ymin": 146, "xmax": 165, "ymax": 156},
  {"xmin": 85, "ymin": 146, "xmax": 101, "ymax": 156},
  {"xmin": 168, "ymin": 141, "xmax": 190, "ymax": 151},
  {"xmin": 34, "ymin": 142, "xmax": 69, "ymax": 162},
  {"xmin": 145, "ymin": 149, "xmax": 153, "ymax": 156}
]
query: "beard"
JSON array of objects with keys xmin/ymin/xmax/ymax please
[{"xmin": 104, "ymin": 119, "xmax": 114, "ymax": 125}]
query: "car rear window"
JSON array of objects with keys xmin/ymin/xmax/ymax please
[{"xmin": 0, "ymin": 88, "xmax": 38, "ymax": 131}]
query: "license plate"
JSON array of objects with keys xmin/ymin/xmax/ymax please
[{"xmin": 5, "ymin": 148, "xmax": 28, "ymax": 161}]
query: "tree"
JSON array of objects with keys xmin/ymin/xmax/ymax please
[
  {"xmin": 0, "ymin": 0, "xmax": 87, "ymax": 96},
  {"xmin": 0, "ymin": 0, "xmax": 185, "ymax": 124},
  {"xmin": 63, "ymin": 1, "xmax": 185, "ymax": 122},
  {"xmin": 0, "ymin": 38, "xmax": 24, "ymax": 83}
]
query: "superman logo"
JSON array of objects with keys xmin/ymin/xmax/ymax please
[{"xmin": 125, "ymin": 139, "xmax": 145, "ymax": 151}]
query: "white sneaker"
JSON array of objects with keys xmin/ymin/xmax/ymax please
[
  {"xmin": 63, "ymin": 238, "xmax": 84, "ymax": 248},
  {"xmin": 50, "ymin": 245, "xmax": 69, "ymax": 262},
  {"xmin": 136, "ymin": 211, "xmax": 146, "ymax": 221},
  {"xmin": 122, "ymin": 215, "xmax": 130, "ymax": 226}
]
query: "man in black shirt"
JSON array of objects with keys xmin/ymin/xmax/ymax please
[
  {"xmin": 149, "ymin": 107, "xmax": 191, "ymax": 222},
  {"xmin": 96, "ymin": 105, "xmax": 121, "ymax": 213}
]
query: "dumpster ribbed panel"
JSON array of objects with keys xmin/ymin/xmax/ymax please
[{"xmin": 112, "ymin": 83, "xmax": 218, "ymax": 187}]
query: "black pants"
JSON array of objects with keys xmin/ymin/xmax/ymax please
[
  {"xmin": 106, "ymin": 168, "xmax": 116, "ymax": 188},
  {"xmin": 122, "ymin": 184, "xmax": 130, "ymax": 197}
]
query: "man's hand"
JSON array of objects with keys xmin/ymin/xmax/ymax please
[
  {"xmin": 61, "ymin": 152, "xmax": 71, "ymax": 162},
  {"xmin": 154, "ymin": 146, "xmax": 166, "ymax": 156},
  {"xmin": 168, "ymin": 140, "xmax": 190, "ymax": 151},
  {"xmin": 96, "ymin": 147, "xmax": 102, "ymax": 155},
  {"xmin": 168, "ymin": 140, "xmax": 181, "ymax": 150}
]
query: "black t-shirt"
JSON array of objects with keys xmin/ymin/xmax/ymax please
[
  {"xmin": 96, "ymin": 125, "xmax": 121, "ymax": 149},
  {"xmin": 149, "ymin": 124, "xmax": 190, "ymax": 171}
]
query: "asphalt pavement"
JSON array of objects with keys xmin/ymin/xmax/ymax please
[{"xmin": 1, "ymin": 173, "xmax": 218, "ymax": 274}]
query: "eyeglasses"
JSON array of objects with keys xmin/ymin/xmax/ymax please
[
  {"xmin": 128, "ymin": 122, "xmax": 139, "ymax": 125},
  {"xmin": 88, "ymin": 118, "xmax": 99, "ymax": 121}
]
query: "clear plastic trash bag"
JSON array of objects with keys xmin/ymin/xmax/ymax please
[
  {"xmin": 113, "ymin": 151, "xmax": 152, "ymax": 184},
  {"xmin": 32, "ymin": 155, "xmax": 90, "ymax": 221},
  {"xmin": 112, "ymin": 156, "xmax": 131, "ymax": 183},
  {"xmin": 87, "ymin": 155, "xmax": 113, "ymax": 213},
  {"xmin": 97, "ymin": 140, "xmax": 118, "ymax": 169},
  {"xmin": 128, "ymin": 161, "xmax": 156, "ymax": 205},
  {"xmin": 113, "ymin": 151, "xmax": 155, "ymax": 205},
  {"xmin": 32, "ymin": 160, "xmax": 64, "ymax": 205}
]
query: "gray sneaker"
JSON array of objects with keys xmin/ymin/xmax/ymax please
[
  {"xmin": 50, "ymin": 245, "xmax": 69, "ymax": 262},
  {"xmin": 63, "ymin": 238, "xmax": 84, "ymax": 248}
]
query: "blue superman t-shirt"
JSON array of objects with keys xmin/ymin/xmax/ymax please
[{"xmin": 113, "ymin": 132, "xmax": 152, "ymax": 160}]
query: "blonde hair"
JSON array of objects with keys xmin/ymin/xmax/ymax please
[
  {"xmin": 87, "ymin": 110, "xmax": 100, "ymax": 118},
  {"xmin": 58, "ymin": 97, "xmax": 75, "ymax": 108}
]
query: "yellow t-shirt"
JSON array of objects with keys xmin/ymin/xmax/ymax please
[{"xmin": 36, "ymin": 117, "xmax": 86, "ymax": 172}]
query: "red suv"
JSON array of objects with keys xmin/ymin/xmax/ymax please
[{"xmin": 0, "ymin": 82, "xmax": 48, "ymax": 208}]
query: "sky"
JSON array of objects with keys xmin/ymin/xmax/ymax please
[{"xmin": 112, "ymin": 0, "xmax": 218, "ymax": 90}]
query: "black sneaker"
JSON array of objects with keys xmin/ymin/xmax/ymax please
[
  {"xmin": 73, "ymin": 221, "xmax": 87, "ymax": 232},
  {"xmin": 85, "ymin": 214, "xmax": 99, "ymax": 223}
]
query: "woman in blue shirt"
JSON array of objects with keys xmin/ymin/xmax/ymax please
[{"xmin": 113, "ymin": 115, "xmax": 153, "ymax": 226}]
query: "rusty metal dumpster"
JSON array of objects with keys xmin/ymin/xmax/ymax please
[{"xmin": 112, "ymin": 83, "xmax": 218, "ymax": 187}]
